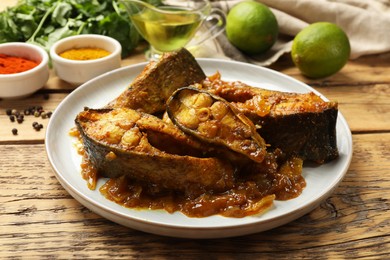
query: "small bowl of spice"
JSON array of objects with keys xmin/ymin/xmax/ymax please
[
  {"xmin": 50, "ymin": 34, "xmax": 122, "ymax": 86},
  {"xmin": 0, "ymin": 42, "xmax": 49, "ymax": 99}
]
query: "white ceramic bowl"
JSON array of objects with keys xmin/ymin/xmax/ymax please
[
  {"xmin": 50, "ymin": 34, "xmax": 122, "ymax": 86},
  {"xmin": 0, "ymin": 42, "xmax": 49, "ymax": 99}
]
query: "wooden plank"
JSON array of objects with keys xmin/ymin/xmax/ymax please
[
  {"xmin": 271, "ymin": 52, "xmax": 390, "ymax": 86},
  {"xmin": 2, "ymin": 1, "xmax": 389, "ymax": 259},
  {"xmin": 0, "ymin": 133, "xmax": 389, "ymax": 258},
  {"xmin": 1, "ymin": 81, "xmax": 389, "ymax": 143}
]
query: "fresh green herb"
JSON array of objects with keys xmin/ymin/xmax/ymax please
[{"xmin": 0, "ymin": 0, "xmax": 161, "ymax": 57}]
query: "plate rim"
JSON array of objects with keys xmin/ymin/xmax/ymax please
[{"xmin": 45, "ymin": 58, "xmax": 353, "ymax": 238}]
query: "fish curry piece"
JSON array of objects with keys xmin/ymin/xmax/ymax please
[
  {"xmin": 199, "ymin": 73, "xmax": 339, "ymax": 164},
  {"xmin": 167, "ymin": 87, "xmax": 267, "ymax": 163},
  {"xmin": 107, "ymin": 48, "xmax": 206, "ymax": 115},
  {"xmin": 75, "ymin": 107, "xmax": 235, "ymax": 197}
]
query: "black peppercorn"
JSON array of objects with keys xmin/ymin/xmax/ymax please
[
  {"xmin": 28, "ymin": 107, "xmax": 35, "ymax": 114},
  {"xmin": 6, "ymin": 105, "xmax": 51, "ymax": 135},
  {"xmin": 33, "ymin": 122, "xmax": 44, "ymax": 131}
]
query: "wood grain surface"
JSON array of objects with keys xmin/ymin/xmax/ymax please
[{"xmin": 1, "ymin": 1, "xmax": 389, "ymax": 259}]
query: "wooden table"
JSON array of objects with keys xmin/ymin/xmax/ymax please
[{"xmin": 1, "ymin": 2, "xmax": 389, "ymax": 259}]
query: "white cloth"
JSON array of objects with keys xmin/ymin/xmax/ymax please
[{"xmin": 193, "ymin": 0, "xmax": 390, "ymax": 66}]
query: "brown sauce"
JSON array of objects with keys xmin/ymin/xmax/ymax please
[{"xmin": 74, "ymin": 128, "xmax": 306, "ymax": 218}]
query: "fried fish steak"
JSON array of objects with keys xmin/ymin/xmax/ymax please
[
  {"xmin": 107, "ymin": 48, "xmax": 206, "ymax": 115},
  {"xmin": 75, "ymin": 107, "xmax": 235, "ymax": 197},
  {"xmin": 167, "ymin": 87, "xmax": 267, "ymax": 163},
  {"xmin": 198, "ymin": 73, "xmax": 339, "ymax": 164}
]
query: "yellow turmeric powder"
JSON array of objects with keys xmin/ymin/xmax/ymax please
[{"xmin": 59, "ymin": 47, "xmax": 111, "ymax": 61}]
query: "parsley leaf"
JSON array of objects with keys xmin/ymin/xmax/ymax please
[{"xmin": 0, "ymin": 0, "xmax": 159, "ymax": 57}]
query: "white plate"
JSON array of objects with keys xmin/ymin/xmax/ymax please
[{"xmin": 45, "ymin": 59, "xmax": 353, "ymax": 239}]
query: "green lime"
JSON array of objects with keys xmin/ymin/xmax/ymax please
[
  {"xmin": 226, "ymin": 1, "xmax": 278, "ymax": 55},
  {"xmin": 291, "ymin": 22, "xmax": 351, "ymax": 78}
]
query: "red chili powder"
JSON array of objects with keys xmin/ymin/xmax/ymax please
[{"xmin": 0, "ymin": 54, "xmax": 39, "ymax": 74}]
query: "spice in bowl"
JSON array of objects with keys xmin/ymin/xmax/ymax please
[
  {"xmin": 0, "ymin": 42, "xmax": 49, "ymax": 99},
  {"xmin": 59, "ymin": 47, "xmax": 111, "ymax": 61},
  {"xmin": 0, "ymin": 54, "xmax": 39, "ymax": 74},
  {"xmin": 50, "ymin": 34, "xmax": 122, "ymax": 85}
]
